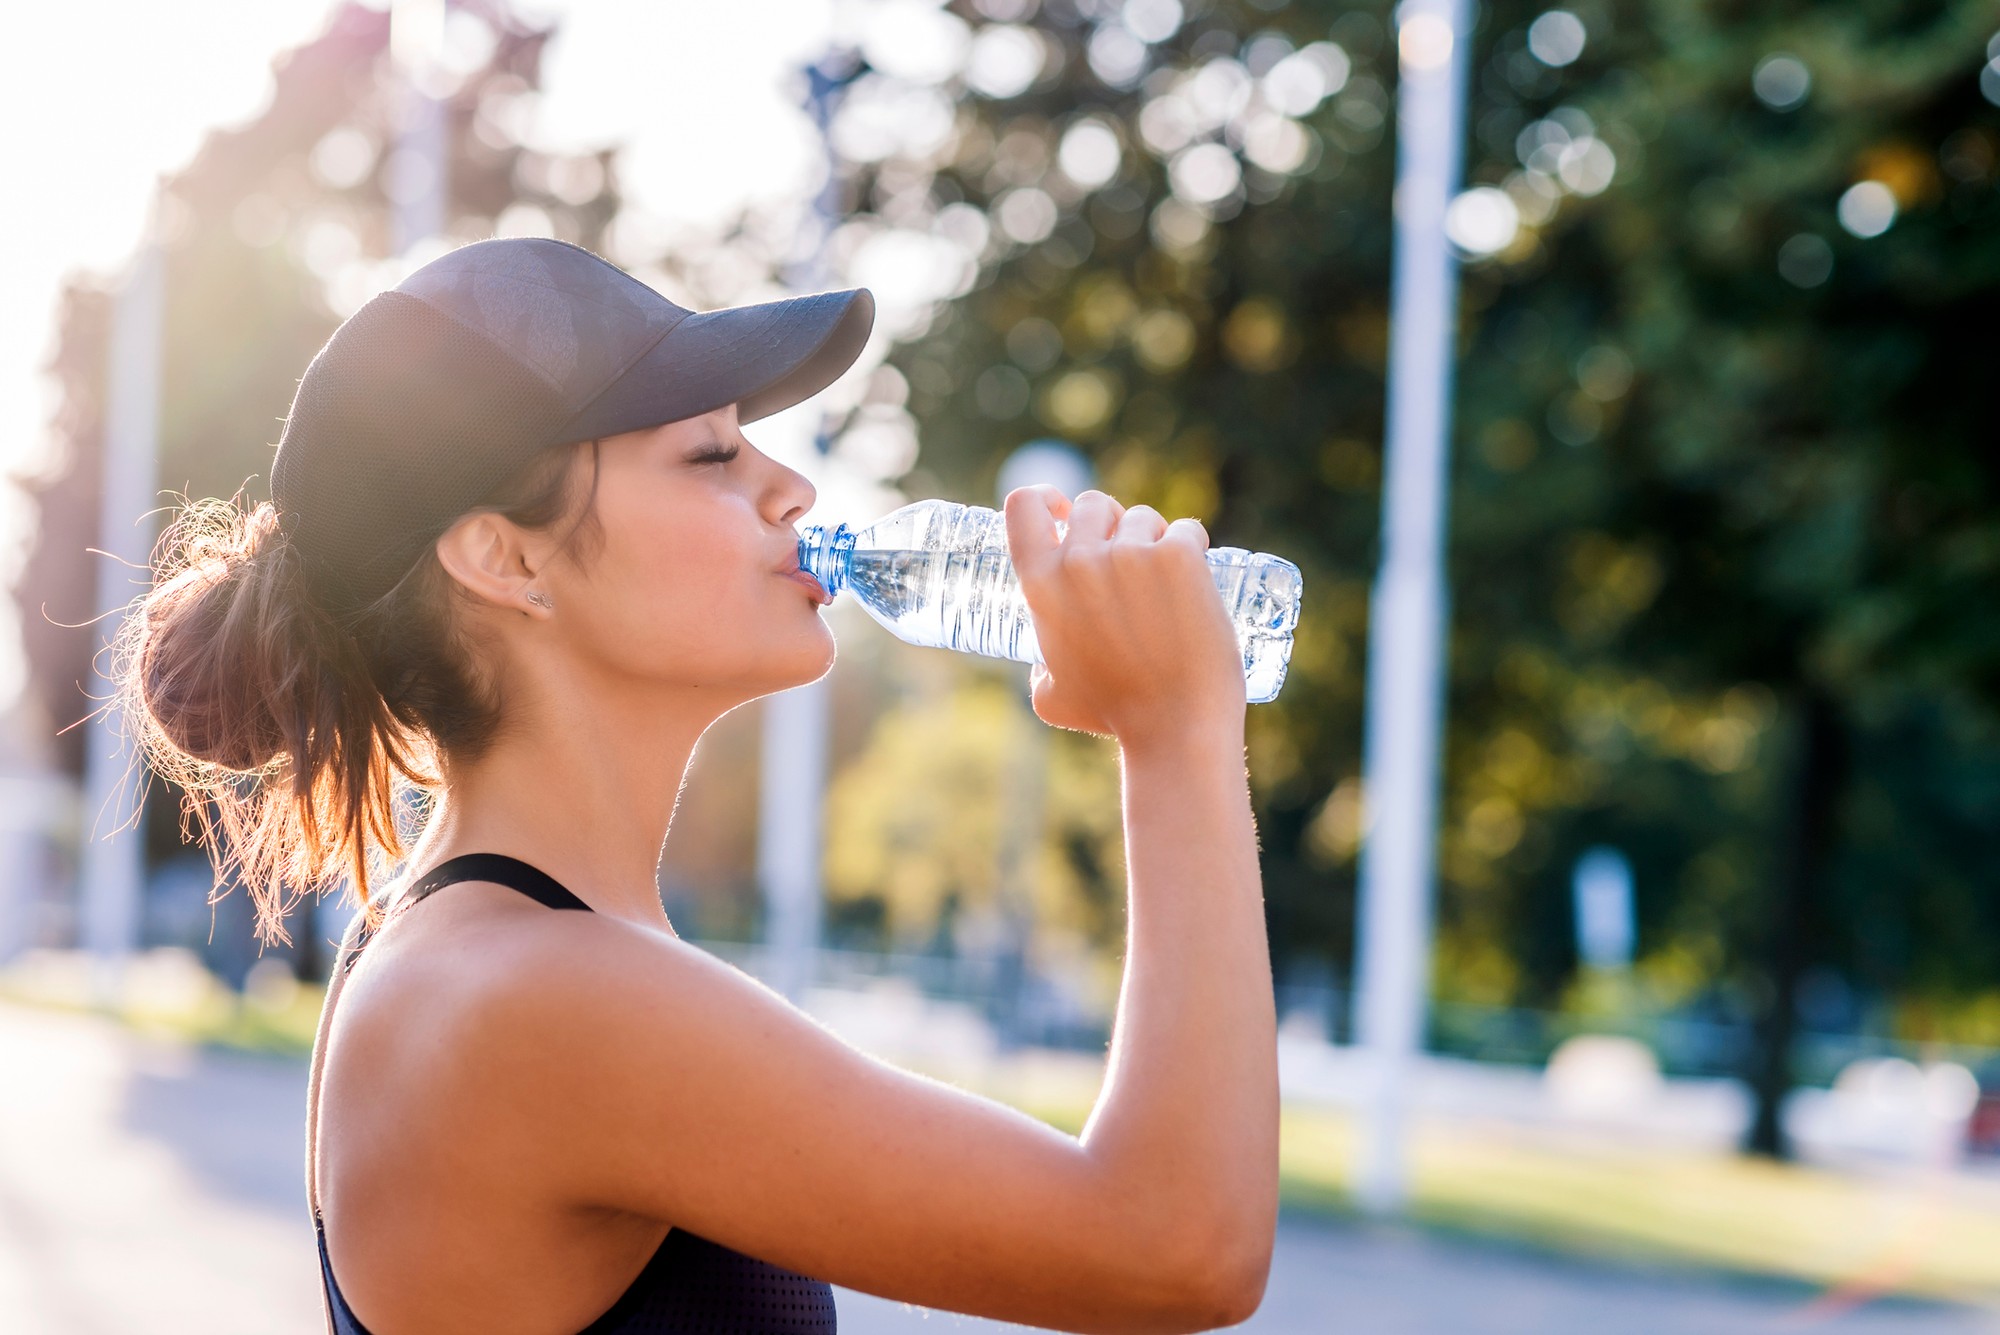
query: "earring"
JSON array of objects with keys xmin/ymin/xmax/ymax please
[{"xmin": 526, "ymin": 591, "xmax": 554, "ymax": 611}]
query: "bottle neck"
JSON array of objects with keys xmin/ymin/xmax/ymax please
[{"xmin": 798, "ymin": 523, "xmax": 855, "ymax": 599}]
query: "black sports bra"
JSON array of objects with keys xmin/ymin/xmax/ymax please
[{"xmin": 310, "ymin": 853, "xmax": 838, "ymax": 1334}]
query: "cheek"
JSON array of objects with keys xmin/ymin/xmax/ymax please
[
  {"xmin": 577, "ymin": 489, "xmax": 812, "ymax": 678},
  {"xmin": 607, "ymin": 510, "xmax": 750, "ymax": 629}
]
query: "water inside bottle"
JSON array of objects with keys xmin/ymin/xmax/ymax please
[{"xmin": 821, "ymin": 501, "xmax": 1302, "ymax": 702}]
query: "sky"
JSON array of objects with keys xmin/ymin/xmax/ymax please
[{"xmin": 0, "ymin": 0, "xmax": 860, "ymax": 719}]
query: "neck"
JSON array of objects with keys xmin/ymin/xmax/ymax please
[{"xmin": 412, "ymin": 677, "xmax": 728, "ymax": 930}]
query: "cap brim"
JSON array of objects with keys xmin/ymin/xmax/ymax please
[{"xmin": 557, "ymin": 287, "xmax": 875, "ymax": 442}]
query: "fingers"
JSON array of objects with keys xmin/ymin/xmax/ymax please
[
  {"xmin": 1065, "ymin": 490, "xmax": 1124, "ymax": 544},
  {"xmin": 1003, "ymin": 485, "xmax": 1070, "ymax": 582},
  {"xmin": 1113, "ymin": 504, "xmax": 1168, "ymax": 545},
  {"xmin": 1163, "ymin": 515, "xmax": 1210, "ymax": 553},
  {"xmin": 1029, "ymin": 664, "xmax": 1112, "ymax": 736}
]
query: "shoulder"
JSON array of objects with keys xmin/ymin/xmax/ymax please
[
  {"xmin": 427, "ymin": 901, "xmax": 786, "ymax": 1095},
  {"xmin": 423, "ymin": 901, "xmax": 855, "ymax": 1208},
  {"xmin": 340, "ymin": 885, "xmax": 742, "ymax": 1092}
]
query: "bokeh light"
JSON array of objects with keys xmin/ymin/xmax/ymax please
[
  {"xmin": 964, "ymin": 23, "xmax": 1044, "ymax": 99},
  {"xmin": 1777, "ymin": 233, "xmax": 1835, "ymax": 287},
  {"xmin": 1446, "ymin": 186, "xmax": 1521, "ymax": 257},
  {"xmin": 1057, "ymin": 118, "xmax": 1123, "ymax": 189},
  {"xmin": 1120, "ymin": 0, "xmax": 1184, "ymax": 46},
  {"xmin": 1399, "ymin": 13, "xmax": 1454, "ymax": 72},
  {"xmin": 1837, "ymin": 180, "xmax": 1898, "ymax": 238},
  {"xmin": 1168, "ymin": 141, "xmax": 1242, "ymax": 206},
  {"xmin": 1527, "ymin": 10, "xmax": 1587, "ymax": 69},
  {"xmin": 1262, "ymin": 42, "xmax": 1350, "ymax": 116},
  {"xmin": 994, "ymin": 185, "xmax": 1059, "ymax": 242},
  {"xmin": 1086, "ymin": 23, "xmax": 1149, "ymax": 89},
  {"xmin": 858, "ymin": 0, "xmax": 970, "ymax": 85},
  {"xmin": 1753, "ymin": 53, "xmax": 1812, "ymax": 111}
]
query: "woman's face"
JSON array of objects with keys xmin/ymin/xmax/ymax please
[{"xmin": 535, "ymin": 404, "xmax": 833, "ymax": 704}]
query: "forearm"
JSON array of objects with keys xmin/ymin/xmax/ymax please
[{"xmin": 1079, "ymin": 723, "xmax": 1278, "ymax": 1255}]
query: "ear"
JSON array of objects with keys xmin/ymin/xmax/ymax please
[{"xmin": 435, "ymin": 512, "xmax": 549, "ymax": 618}]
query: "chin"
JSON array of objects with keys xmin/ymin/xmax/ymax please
[{"xmin": 750, "ymin": 624, "xmax": 838, "ymax": 696}]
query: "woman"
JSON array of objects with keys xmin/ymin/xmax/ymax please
[{"xmin": 126, "ymin": 237, "xmax": 1276, "ymax": 1334}]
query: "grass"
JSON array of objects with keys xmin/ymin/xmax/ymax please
[
  {"xmin": 956, "ymin": 1052, "xmax": 2000, "ymax": 1310},
  {"xmin": 0, "ymin": 947, "xmax": 322, "ymax": 1056},
  {"xmin": 9, "ymin": 948, "xmax": 2000, "ymax": 1309},
  {"xmin": 1281, "ymin": 1107, "xmax": 2000, "ymax": 1307}
]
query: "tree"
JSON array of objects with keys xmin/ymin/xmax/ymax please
[
  {"xmin": 829, "ymin": 0, "xmax": 2000, "ymax": 1156},
  {"xmin": 11, "ymin": 0, "xmax": 619, "ymax": 971}
]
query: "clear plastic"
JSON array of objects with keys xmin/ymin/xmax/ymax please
[{"xmin": 798, "ymin": 499, "xmax": 1304, "ymax": 704}]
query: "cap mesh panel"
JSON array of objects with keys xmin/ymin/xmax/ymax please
[{"xmin": 272, "ymin": 293, "xmax": 571, "ymax": 615}]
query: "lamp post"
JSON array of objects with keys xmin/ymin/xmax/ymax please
[
  {"xmin": 389, "ymin": 0, "xmax": 449, "ymax": 256},
  {"xmin": 79, "ymin": 233, "xmax": 165, "ymax": 1004},
  {"xmin": 1350, "ymin": 0, "xmax": 1472, "ymax": 1214},
  {"xmin": 758, "ymin": 54, "xmax": 860, "ymax": 1005}
]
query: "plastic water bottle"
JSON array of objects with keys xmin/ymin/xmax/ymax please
[{"xmin": 797, "ymin": 499, "xmax": 1304, "ymax": 703}]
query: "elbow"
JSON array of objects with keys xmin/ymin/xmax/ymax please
[
  {"xmin": 1197, "ymin": 1235, "xmax": 1273, "ymax": 1330},
  {"xmin": 1152, "ymin": 1214, "xmax": 1273, "ymax": 1332}
]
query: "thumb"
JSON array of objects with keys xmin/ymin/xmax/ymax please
[{"xmin": 1003, "ymin": 485, "xmax": 1071, "ymax": 585}]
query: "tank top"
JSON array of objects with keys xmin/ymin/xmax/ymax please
[{"xmin": 307, "ymin": 853, "xmax": 839, "ymax": 1334}]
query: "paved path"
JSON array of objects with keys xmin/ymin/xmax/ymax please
[{"xmin": 0, "ymin": 1000, "xmax": 1994, "ymax": 1334}]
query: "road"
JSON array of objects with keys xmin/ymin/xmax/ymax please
[{"xmin": 0, "ymin": 1000, "xmax": 1991, "ymax": 1334}]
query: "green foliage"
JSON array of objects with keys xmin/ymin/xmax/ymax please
[
  {"xmin": 824, "ymin": 672, "xmax": 1125, "ymax": 955},
  {"xmin": 836, "ymin": 0, "xmax": 2000, "ymax": 1023}
]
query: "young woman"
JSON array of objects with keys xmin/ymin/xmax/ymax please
[{"xmin": 126, "ymin": 237, "xmax": 1276, "ymax": 1334}]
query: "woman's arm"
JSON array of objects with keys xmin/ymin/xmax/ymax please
[
  {"xmin": 1019, "ymin": 484, "xmax": 1279, "ymax": 1308},
  {"xmin": 453, "ymin": 488, "xmax": 1277, "ymax": 1333}
]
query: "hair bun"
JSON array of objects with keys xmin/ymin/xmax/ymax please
[{"xmin": 135, "ymin": 502, "xmax": 307, "ymax": 773}]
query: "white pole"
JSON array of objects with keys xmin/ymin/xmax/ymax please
[
  {"xmin": 759, "ymin": 682, "xmax": 829, "ymax": 1002},
  {"xmin": 757, "ymin": 58, "xmax": 849, "ymax": 1003},
  {"xmin": 1350, "ymin": 0, "xmax": 1471, "ymax": 1214},
  {"xmin": 390, "ymin": 0, "xmax": 448, "ymax": 256},
  {"xmin": 80, "ymin": 239, "xmax": 165, "ymax": 1004}
]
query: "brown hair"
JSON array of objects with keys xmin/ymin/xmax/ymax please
[{"xmin": 118, "ymin": 440, "xmax": 602, "ymax": 945}]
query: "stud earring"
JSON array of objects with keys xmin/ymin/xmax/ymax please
[{"xmin": 526, "ymin": 591, "xmax": 554, "ymax": 610}]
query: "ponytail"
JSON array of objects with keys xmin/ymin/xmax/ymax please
[{"xmin": 119, "ymin": 440, "xmax": 598, "ymax": 945}]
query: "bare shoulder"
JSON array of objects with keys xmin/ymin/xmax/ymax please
[
  {"xmin": 351, "ymin": 890, "xmax": 718, "ymax": 1079},
  {"xmin": 398, "ymin": 897, "xmax": 808, "ymax": 1132},
  {"xmin": 431, "ymin": 895, "xmax": 764, "ymax": 1051}
]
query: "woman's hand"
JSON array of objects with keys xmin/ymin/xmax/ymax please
[{"xmin": 1003, "ymin": 486, "xmax": 1246, "ymax": 749}]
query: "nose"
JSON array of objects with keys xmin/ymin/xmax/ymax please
[{"xmin": 766, "ymin": 455, "xmax": 817, "ymax": 530}]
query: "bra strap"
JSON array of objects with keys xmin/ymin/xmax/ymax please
[
  {"xmin": 403, "ymin": 853, "xmax": 592, "ymax": 913},
  {"xmin": 343, "ymin": 853, "xmax": 591, "ymax": 973}
]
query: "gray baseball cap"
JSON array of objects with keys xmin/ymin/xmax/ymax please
[{"xmin": 271, "ymin": 237, "xmax": 874, "ymax": 615}]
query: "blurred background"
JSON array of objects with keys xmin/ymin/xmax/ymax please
[{"xmin": 2, "ymin": 0, "xmax": 1998, "ymax": 1331}]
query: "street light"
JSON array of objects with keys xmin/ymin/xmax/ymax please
[
  {"xmin": 79, "ymin": 226, "xmax": 165, "ymax": 1004},
  {"xmin": 389, "ymin": 0, "xmax": 449, "ymax": 256},
  {"xmin": 1350, "ymin": 0, "xmax": 1472, "ymax": 1214},
  {"xmin": 757, "ymin": 53, "xmax": 862, "ymax": 1005}
]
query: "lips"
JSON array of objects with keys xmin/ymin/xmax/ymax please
[{"xmin": 779, "ymin": 553, "xmax": 833, "ymax": 605}]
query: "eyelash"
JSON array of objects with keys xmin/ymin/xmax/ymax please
[{"xmin": 691, "ymin": 443, "xmax": 739, "ymax": 465}]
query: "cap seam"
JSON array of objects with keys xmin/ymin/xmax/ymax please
[
  {"xmin": 409, "ymin": 264, "xmax": 676, "ymax": 326},
  {"xmin": 552, "ymin": 292, "xmax": 858, "ymax": 441},
  {"xmin": 549, "ymin": 318, "xmax": 685, "ymax": 439}
]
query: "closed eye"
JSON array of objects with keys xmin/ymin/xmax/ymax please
[{"xmin": 689, "ymin": 443, "xmax": 740, "ymax": 465}]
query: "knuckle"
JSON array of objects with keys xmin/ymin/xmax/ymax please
[{"xmin": 1066, "ymin": 542, "xmax": 1113, "ymax": 572}]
